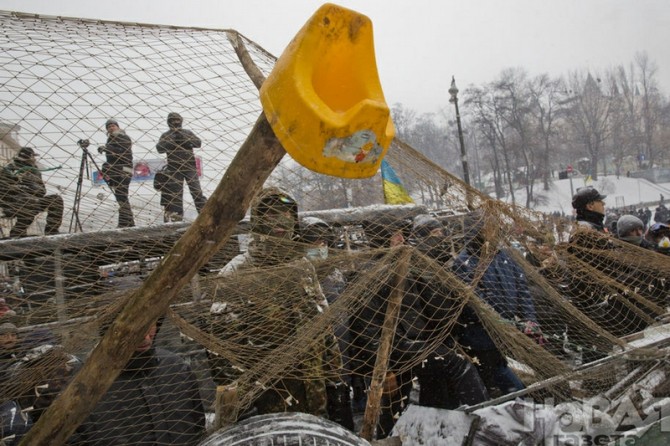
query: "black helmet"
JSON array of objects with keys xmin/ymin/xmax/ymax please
[
  {"xmin": 251, "ymin": 187, "xmax": 299, "ymax": 236},
  {"xmin": 572, "ymin": 187, "xmax": 607, "ymax": 210},
  {"xmin": 167, "ymin": 112, "xmax": 183, "ymax": 128}
]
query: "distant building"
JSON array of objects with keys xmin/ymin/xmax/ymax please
[{"xmin": 0, "ymin": 122, "xmax": 21, "ymax": 164}]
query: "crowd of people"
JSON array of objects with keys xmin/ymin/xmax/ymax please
[
  {"xmin": 0, "ymin": 113, "xmax": 207, "ymax": 238},
  {"xmin": 1, "ymin": 179, "xmax": 669, "ymax": 443}
]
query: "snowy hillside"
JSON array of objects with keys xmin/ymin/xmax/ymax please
[{"xmin": 501, "ymin": 175, "xmax": 670, "ymax": 215}]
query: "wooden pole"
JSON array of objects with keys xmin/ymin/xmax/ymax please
[
  {"xmin": 20, "ymin": 113, "xmax": 286, "ymax": 446},
  {"xmin": 359, "ymin": 247, "xmax": 410, "ymax": 440}
]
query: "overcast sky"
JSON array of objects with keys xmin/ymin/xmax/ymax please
[{"xmin": 1, "ymin": 0, "xmax": 668, "ymax": 114}]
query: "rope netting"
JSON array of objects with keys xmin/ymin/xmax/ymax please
[{"xmin": 1, "ymin": 10, "xmax": 669, "ymax": 444}]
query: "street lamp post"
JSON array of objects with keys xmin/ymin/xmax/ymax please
[{"xmin": 449, "ymin": 76, "xmax": 470, "ymax": 186}]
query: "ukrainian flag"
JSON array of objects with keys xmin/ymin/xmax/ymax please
[{"xmin": 381, "ymin": 159, "xmax": 414, "ymax": 205}]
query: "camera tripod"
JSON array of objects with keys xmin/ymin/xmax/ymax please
[{"xmin": 69, "ymin": 140, "xmax": 104, "ymax": 233}]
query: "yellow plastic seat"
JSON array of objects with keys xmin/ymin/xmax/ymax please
[{"xmin": 260, "ymin": 3, "xmax": 395, "ymax": 179}]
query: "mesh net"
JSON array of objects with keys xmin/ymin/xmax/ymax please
[{"xmin": 1, "ymin": 10, "xmax": 669, "ymax": 444}]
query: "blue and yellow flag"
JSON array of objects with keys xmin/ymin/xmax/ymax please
[{"xmin": 381, "ymin": 159, "xmax": 414, "ymax": 205}]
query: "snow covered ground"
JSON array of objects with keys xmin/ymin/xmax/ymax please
[{"xmin": 500, "ymin": 175, "xmax": 670, "ymax": 216}]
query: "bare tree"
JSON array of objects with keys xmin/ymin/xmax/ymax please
[
  {"xmin": 466, "ymin": 84, "xmax": 516, "ymax": 203},
  {"xmin": 529, "ymin": 74, "xmax": 564, "ymax": 190},
  {"xmin": 635, "ymin": 52, "xmax": 662, "ymax": 168},
  {"xmin": 493, "ymin": 68, "xmax": 539, "ymax": 207},
  {"xmin": 563, "ymin": 71, "xmax": 612, "ymax": 180}
]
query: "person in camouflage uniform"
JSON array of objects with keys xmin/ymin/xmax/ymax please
[
  {"xmin": 209, "ymin": 188, "xmax": 340, "ymax": 420},
  {"xmin": 1, "ymin": 147, "xmax": 63, "ymax": 238}
]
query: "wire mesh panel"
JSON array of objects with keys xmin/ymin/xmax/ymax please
[{"xmin": 0, "ymin": 10, "xmax": 669, "ymax": 445}]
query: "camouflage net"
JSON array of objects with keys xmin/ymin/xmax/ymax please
[{"xmin": 1, "ymin": 10, "xmax": 669, "ymax": 444}]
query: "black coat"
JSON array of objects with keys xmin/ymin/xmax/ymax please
[
  {"xmin": 349, "ymin": 258, "xmax": 459, "ymax": 376},
  {"xmin": 103, "ymin": 130, "xmax": 133, "ymax": 172},
  {"xmin": 156, "ymin": 128, "xmax": 201, "ymax": 172},
  {"xmin": 73, "ymin": 348, "xmax": 205, "ymax": 446}
]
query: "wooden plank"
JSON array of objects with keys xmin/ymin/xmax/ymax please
[{"xmin": 360, "ymin": 247, "xmax": 410, "ymax": 440}]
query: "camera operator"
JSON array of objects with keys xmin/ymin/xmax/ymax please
[
  {"xmin": 98, "ymin": 118, "xmax": 135, "ymax": 228},
  {"xmin": 156, "ymin": 112, "xmax": 207, "ymax": 221},
  {"xmin": 0, "ymin": 147, "xmax": 63, "ymax": 238}
]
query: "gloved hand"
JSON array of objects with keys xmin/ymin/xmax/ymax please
[
  {"xmin": 522, "ymin": 320, "xmax": 547, "ymax": 346},
  {"xmin": 98, "ymin": 145, "xmax": 106, "ymax": 154}
]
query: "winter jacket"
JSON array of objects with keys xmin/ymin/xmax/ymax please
[
  {"xmin": 0, "ymin": 159, "xmax": 48, "ymax": 218},
  {"xmin": 209, "ymin": 189, "xmax": 334, "ymax": 417},
  {"xmin": 4, "ymin": 159, "xmax": 47, "ymax": 198},
  {"xmin": 452, "ymin": 248, "xmax": 536, "ymax": 350},
  {"xmin": 102, "ymin": 130, "xmax": 133, "ymax": 173},
  {"xmin": 574, "ymin": 209, "xmax": 606, "ymax": 233},
  {"xmin": 156, "ymin": 128, "xmax": 201, "ymax": 172},
  {"xmin": 349, "ymin": 254, "xmax": 461, "ymax": 376},
  {"xmin": 73, "ymin": 347, "xmax": 205, "ymax": 446}
]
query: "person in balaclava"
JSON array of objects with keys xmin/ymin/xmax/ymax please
[
  {"xmin": 156, "ymin": 112, "xmax": 207, "ymax": 220},
  {"xmin": 209, "ymin": 188, "xmax": 334, "ymax": 420},
  {"xmin": 571, "ymin": 186, "xmax": 607, "ymax": 232},
  {"xmin": 219, "ymin": 187, "xmax": 301, "ymax": 274},
  {"xmin": 1, "ymin": 147, "xmax": 63, "ymax": 237}
]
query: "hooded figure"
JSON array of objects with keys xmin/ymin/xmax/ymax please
[
  {"xmin": 411, "ymin": 214, "xmax": 452, "ymax": 263},
  {"xmin": 156, "ymin": 112, "xmax": 207, "ymax": 219}
]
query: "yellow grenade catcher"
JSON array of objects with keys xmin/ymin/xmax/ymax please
[{"xmin": 260, "ymin": 3, "xmax": 395, "ymax": 179}]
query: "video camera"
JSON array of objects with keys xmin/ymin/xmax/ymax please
[{"xmin": 77, "ymin": 139, "xmax": 91, "ymax": 149}]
